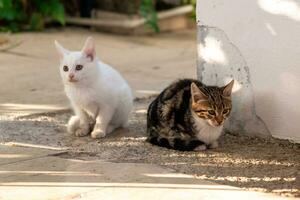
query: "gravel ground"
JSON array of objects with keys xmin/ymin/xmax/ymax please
[{"xmin": 0, "ymin": 97, "xmax": 299, "ymax": 198}]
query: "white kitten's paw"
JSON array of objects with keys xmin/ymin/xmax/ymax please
[
  {"xmin": 194, "ymin": 144, "xmax": 207, "ymax": 151},
  {"xmin": 209, "ymin": 141, "xmax": 219, "ymax": 149},
  {"xmin": 68, "ymin": 116, "xmax": 89, "ymax": 137},
  {"xmin": 67, "ymin": 116, "xmax": 80, "ymax": 134},
  {"xmin": 91, "ymin": 130, "xmax": 106, "ymax": 139},
  {"xmin": 75, "ymin": 127, "xmax": 89, "ymax": 137}
]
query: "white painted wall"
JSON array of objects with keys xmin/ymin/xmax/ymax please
[{"xmin": 196, "ymin": 0, "xmax": 300, "ymax": 142}]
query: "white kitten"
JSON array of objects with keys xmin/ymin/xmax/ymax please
[{"xmin": 55, "ymin": 37, "xmax": 133, "ymax": 138}]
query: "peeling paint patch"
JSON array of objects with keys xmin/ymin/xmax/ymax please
[{"xmin": 197, "ymin": 25, "xmax": 270, "ymax": 136}]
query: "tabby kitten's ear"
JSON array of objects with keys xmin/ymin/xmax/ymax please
[
  {"xmin": 191, "ymin": 82, "xmax": 208, "ymax": 103},
  {"xmin": 54, "ymin": 40, "xmax": 69, "ymax": 60},
  {"xmin": 222, "ymin": 80, "xmax": 234, "ymax": 97},
  {"xmin": 82, "ymin": 37, "xmax": 96, "ymax": 62}
]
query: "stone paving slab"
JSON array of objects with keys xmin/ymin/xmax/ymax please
[
  {"xmin": 0, "ymin": 151, "xmax": 295, "ymax": 200},
  {"xmin": 0, "ymin": 144, "xmax": 63, "ymax": 165}
]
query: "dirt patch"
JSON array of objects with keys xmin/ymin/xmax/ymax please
[{"xmin": 0, "ymin": 97, "xmax": 299, "ymax": 198}]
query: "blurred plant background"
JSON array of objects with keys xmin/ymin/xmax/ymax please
[
  {"xmin": 181, "ymin": 0, "xmax": 196, "ymax": 19},
  {"xmin": 140, "ymin": 0, "xmax": 159, "ymax": 33},
  {"xmin": 0, "ymin": 0, "xmax": 65, "ymax": 32},
  {"xmin": 142, "ymin": 0, "xmax": 196, "ymax": 32},
  {"xmin": 0, "ymin": 0, "xmax": 196, "ymax": 32}
]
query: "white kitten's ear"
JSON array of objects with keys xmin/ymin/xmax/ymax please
[
  {"xmin": 54, "ymin": 40, "xmax": 69, "ymax": 60},
  {"xmin": 191, "ymin": 82, "xmax": 208, "ymax": 103},
  {"xmin": 222, "ymin": 79, "xmax": 234, "ymax": 97},
  {"xmin": 82, "ymin": 37, "xmax": 95, "ymax": 62}
]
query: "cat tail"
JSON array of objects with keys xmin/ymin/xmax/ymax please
[{"xmin": 146, "ymin": 127, "xmax": 204, "ymax": 151}]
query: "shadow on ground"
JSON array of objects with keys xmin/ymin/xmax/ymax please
[{"xmin": 0, "ymin": 97, "xmax": 299, "ymax": 198}]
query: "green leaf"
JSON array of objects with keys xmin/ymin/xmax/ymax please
[
  {"xmin": 0, "ymin": 0, "xmax": 12, "ymax": 8},
  {"xmin": 35, "ymin": 0, "xmax": 65, "ymax": 25},
  {"xmin": 30, "ymin": 12, "xmax": 44, "ymax": 31},
  {"xmin": 139, "ymin": 0, "xmax": 160, "ymax": 33},
  {"xmin": 50, "ymin": 1, "xmax": 65, "ymax": 25},
  {"xmin": 0, "ymin": 0, "xmax": 65, "ymax": 32}
]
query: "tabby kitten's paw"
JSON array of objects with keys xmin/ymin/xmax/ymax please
[
  {"xmin": 194, "ymin": 144, "xmax": 207, "ymax": 151},
  {"xmin": 106, "ymin": 124, "xmax": 116, "ymax": 134},
  {"xmin": 91, "ymin": 129, "xmax": 106, "ymax": 139},
  {"xmin": 209, "ymin": 141, "xmax": 219, "ymax": 149}
]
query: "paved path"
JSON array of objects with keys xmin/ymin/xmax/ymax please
[
  {"xmin": 0, "ymin": 28, "xmax": 196, "ymax": 115},
  {"xmin": 0, "ymin": 145, "xmax": 295, "ymax": 200}
]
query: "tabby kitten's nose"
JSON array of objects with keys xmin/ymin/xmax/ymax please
[{"xmin": 216, "ymin": 117, "xmax": 223, "ymax": 125}]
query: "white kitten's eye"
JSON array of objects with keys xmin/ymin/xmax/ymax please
[
  {"xmin": 63, "ymin": 65, "xmax": 69, "ymax": 72},
  {"xmin": 76, "ymin": 65, "xmax": 83, "ymax": 71}
]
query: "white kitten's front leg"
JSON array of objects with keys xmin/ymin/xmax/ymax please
[
  {"xmin": 67, "ymin": 115, "xmax": 80, "ymax": 134},
  {"xmin": 91, "ymin": 107, "xmax": 114, "ymax": 139},
  {"xmin": 68, "ymin": 105, "xmax": 90, "ymax": 137}
]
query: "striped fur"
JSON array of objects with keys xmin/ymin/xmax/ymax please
[{"xmin": 146, "ymin": 79, "xmax": 234, "ymax": 151}]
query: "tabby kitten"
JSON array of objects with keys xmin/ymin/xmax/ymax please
[{"xmin": 147, "ymin": 79, "xmax": 234, "ymax": 151}]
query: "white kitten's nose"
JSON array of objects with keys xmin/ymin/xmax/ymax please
[
  {"xmin": 69, "ymin": 73, "xmax": 75, "ymax": 80},
  {"xmin": 68, "ymin": 73, "xmax": 77, "ymax": 82}
]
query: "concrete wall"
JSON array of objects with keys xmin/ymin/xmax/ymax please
[{"xmin": 196, "ymin": 0, "xmax": 300, "ymax": 142}]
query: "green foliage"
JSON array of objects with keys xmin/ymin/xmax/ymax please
[
  {"xmin": 139, "ymin": 0, "xmax": 196, "ymax": 33},
  {"xmin": 139, "ymin": 0, "xmax": 160, "ymax": 33},
  {"xmin": 0, "ymin": 0, "xmax": 65, "ymax": 32},
  {"xmin": 181, "ymin": 0, "xmax": 196, "ymax": 19}
]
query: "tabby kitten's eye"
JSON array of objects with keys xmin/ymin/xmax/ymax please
[
  {"xmin": 63, "ymin": 65, "xmax": 69, "ymax": 72},
  {"xmin": 76, "ymin": 65, "xmax": 83, "ymax": 71},
  {"xmin": 196, "ymin": 110, "xmax": 204, "ymax": 113},
  {"xmin": 208, "ymin": 110, "xmax": 216, "ymax": 115},
  {"xmin": 223, "ymin": 109, "xmax": 230, "ymax": 114}
]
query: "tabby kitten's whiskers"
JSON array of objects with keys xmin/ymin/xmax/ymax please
[{"xmin": 147, "ymin": 79, "xmax": 234, "ymax": 151}]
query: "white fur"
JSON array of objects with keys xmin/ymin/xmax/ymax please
[
  {"xmin": 55, "ymin": 37, "xmax": 133, "ymax": 138},
  {"xmin": 194, "ymin": 144, "xmax": 207, "ymax": 151},
  {"xmin": 191, "ymin": 110, "xmax": 223, "ymax": 146}
]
